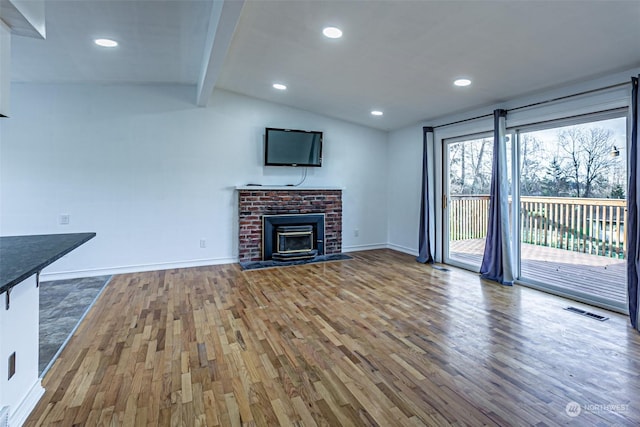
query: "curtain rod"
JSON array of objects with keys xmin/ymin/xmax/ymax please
[{"xmin": 432, "ymin": 80, "xmax": 630, "ymax": 130}]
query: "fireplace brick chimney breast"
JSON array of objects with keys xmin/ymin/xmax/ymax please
[{"xmin": 238, "ymin": 189, "xmax": 342, "ymax": 262}]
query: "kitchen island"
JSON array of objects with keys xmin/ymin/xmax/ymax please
[{"xmin": 0, "ymin": 232, "xmax": 95, "ymax": 426}]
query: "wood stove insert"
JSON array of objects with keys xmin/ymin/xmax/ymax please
[{"xmin": 262, "ymin": 214, "xmax": 324, "ymax": 261}]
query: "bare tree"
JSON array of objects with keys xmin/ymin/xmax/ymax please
[
  {"xmin": 558, "ymin": 127, "xmax": 614, "ymax": 198},
  {"xmin": 448, "ymin": 138, "xmax": 492, "ymax": 195},
  {"xmin": 469, "ymin": 138, "xmax": 491, "ymax": 194},
  {"xmin": 448, "ymin": 142, "xmax": 463, "ymax": 194},
  {"xmin": 520, "ymin": 134, "xmax": 543, "ymax": 196}
]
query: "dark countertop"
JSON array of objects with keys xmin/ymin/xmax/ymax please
[{"xmin": 0, "ymin": 233, "xmax": 96, "ymax": 295}]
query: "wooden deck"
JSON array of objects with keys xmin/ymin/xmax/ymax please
[{"xmin": 450, "ymin": 239, "xmax": 626, "ymax": 306}]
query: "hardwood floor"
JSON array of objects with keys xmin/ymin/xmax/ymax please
[{"xmin": 26, "ymin": 249, "xmax": 640, "ymax": 426}]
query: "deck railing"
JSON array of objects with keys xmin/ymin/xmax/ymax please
[
  {"xmin": 449, "ymin": 195, "xmax": 627, "ymax": 259},
  {"xmin": 449, "ymin": 195, "xmax": 490, "ymax": 240}
]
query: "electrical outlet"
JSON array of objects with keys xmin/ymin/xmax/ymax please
[
  {"xmin": 354, "ymin": 229, "xmax": 360, "ymax": 237},
  {"xmin": 8, "ymin": 352, "xmax": 15, "ymax": 380},
  {"xmin": 199, "ymin": 239, "xmax": 206, "ymax": 248},
  {"xmin": 59, "ymin": 214, "xmax": 70, "ymax": 225}
]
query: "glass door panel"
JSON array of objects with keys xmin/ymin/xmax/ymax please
[
  {"xmin": 516, "ymin": 116, "xmax": 627, "ymax": 310},
  {"xmin": 444, "ymin": 135, "xmax": 494, "ymax": 271}
]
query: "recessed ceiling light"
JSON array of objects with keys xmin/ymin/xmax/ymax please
[
  {"xmin": 454, "ymin": 78, "xmax": 472, "ymax": 87},
  {"xmin": 322, "ymin": 27, "xmax": 343, "ymax": 39},
  {"xmin": 272, "ymin": 83, "xmax": 287, "ymax": 90},
  {"xmin": 371, "ymin": 110, "xmax": 383, "ymax": 116},
  {"xmin": 94, "ymin": 38, "xmax": 118, "ymax": 48}
]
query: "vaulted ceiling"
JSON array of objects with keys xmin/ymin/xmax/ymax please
[{"xmin": 9, "ymin": 0, "xmax": 640, "ymax": 131}]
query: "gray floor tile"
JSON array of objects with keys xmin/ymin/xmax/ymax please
[{"xmin": 38, "ymin": 276, "xmax": 110, "ymax": 374}]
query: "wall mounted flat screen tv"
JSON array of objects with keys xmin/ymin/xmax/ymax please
[{"xmin": 264, "ymin": 127, "xmax": 323, "ymax": 167}]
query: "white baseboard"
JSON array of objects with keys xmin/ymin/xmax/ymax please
[
  {"xmin": 40, "ymin": 257, "xmax": 238, "ymax": 281},
  {"xmin": 39, "ymin": 245, "xmax": 418, "ymax": 281},
  {"xmin": 386, "ymin": 243, "xmax": 418, "ymax": 256},
  {"xmin": 8, "ymin": 380, "xmax": 44, "ymax": 427},
  {"xmin": 342, "ymin": 243, "xmax": 419, "ymax": 256},
  {"xmin": 342, "ymin": 243, "xmax": 388, "ymax": 252}
]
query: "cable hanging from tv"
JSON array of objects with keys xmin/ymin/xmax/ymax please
[{"xmin": 291, "ymin": 167, "xmax": 308, "ymax": 187}]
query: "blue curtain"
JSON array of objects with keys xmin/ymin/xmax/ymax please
[
  {"xmin": 417, "ymin": 127, "xmax": 435, "ymax": 263},
  {"xmin": 627, "ymin": 76, "xmax": 639, "ymax": 331},
  {"xmin": 480, "ymin": 109, "xmax": 514, "ymax": 285}
]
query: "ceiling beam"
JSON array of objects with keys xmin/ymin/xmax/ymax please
[
  {"xmin": 0, "ymin": 0, "xmax": 46, "ymax": 39},
  {"xmin": 196, "ymin": 0, "xmax": 245, "ymax": 107}
]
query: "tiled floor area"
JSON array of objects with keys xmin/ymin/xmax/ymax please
[{"xmin": 39, "ymin": 275, "xmax": 111, "ymax": 374}]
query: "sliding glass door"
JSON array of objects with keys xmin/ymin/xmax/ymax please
[
  {"xmin": 439, "ymin": 109, "xmax": 627, "ymax": 311},
  {"xmin": 514, "ymin": 113, "xmax": 628, "ymax": 311}
]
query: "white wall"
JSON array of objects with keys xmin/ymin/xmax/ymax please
[
  {"xmin": 0, "ymin": 84, "xmax": 388, "ymax": 278},
  {"xmin": 0, "ymin": 20, "xmax": 10, "ymax": 117},
  {"xmin": 386, "ymin": 125, "xmax": 422, "ymax": 255}
]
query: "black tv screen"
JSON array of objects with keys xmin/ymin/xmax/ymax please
[{"xmin": 264, "ymin": 128, "xmax": 323, "ymax": 167}]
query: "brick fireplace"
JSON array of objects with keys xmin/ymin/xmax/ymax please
[{"xmin": 237, "ymin": 188, "xmax": 342, "ymax": 262}]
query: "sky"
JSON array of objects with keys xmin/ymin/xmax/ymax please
[
  {"xmin": 520, "ymin": 116, "xmax": 628, "ymax": 194},
  {"xmin": 524, "ymin": 116, "xmax": 627, "ymax": 155}
]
